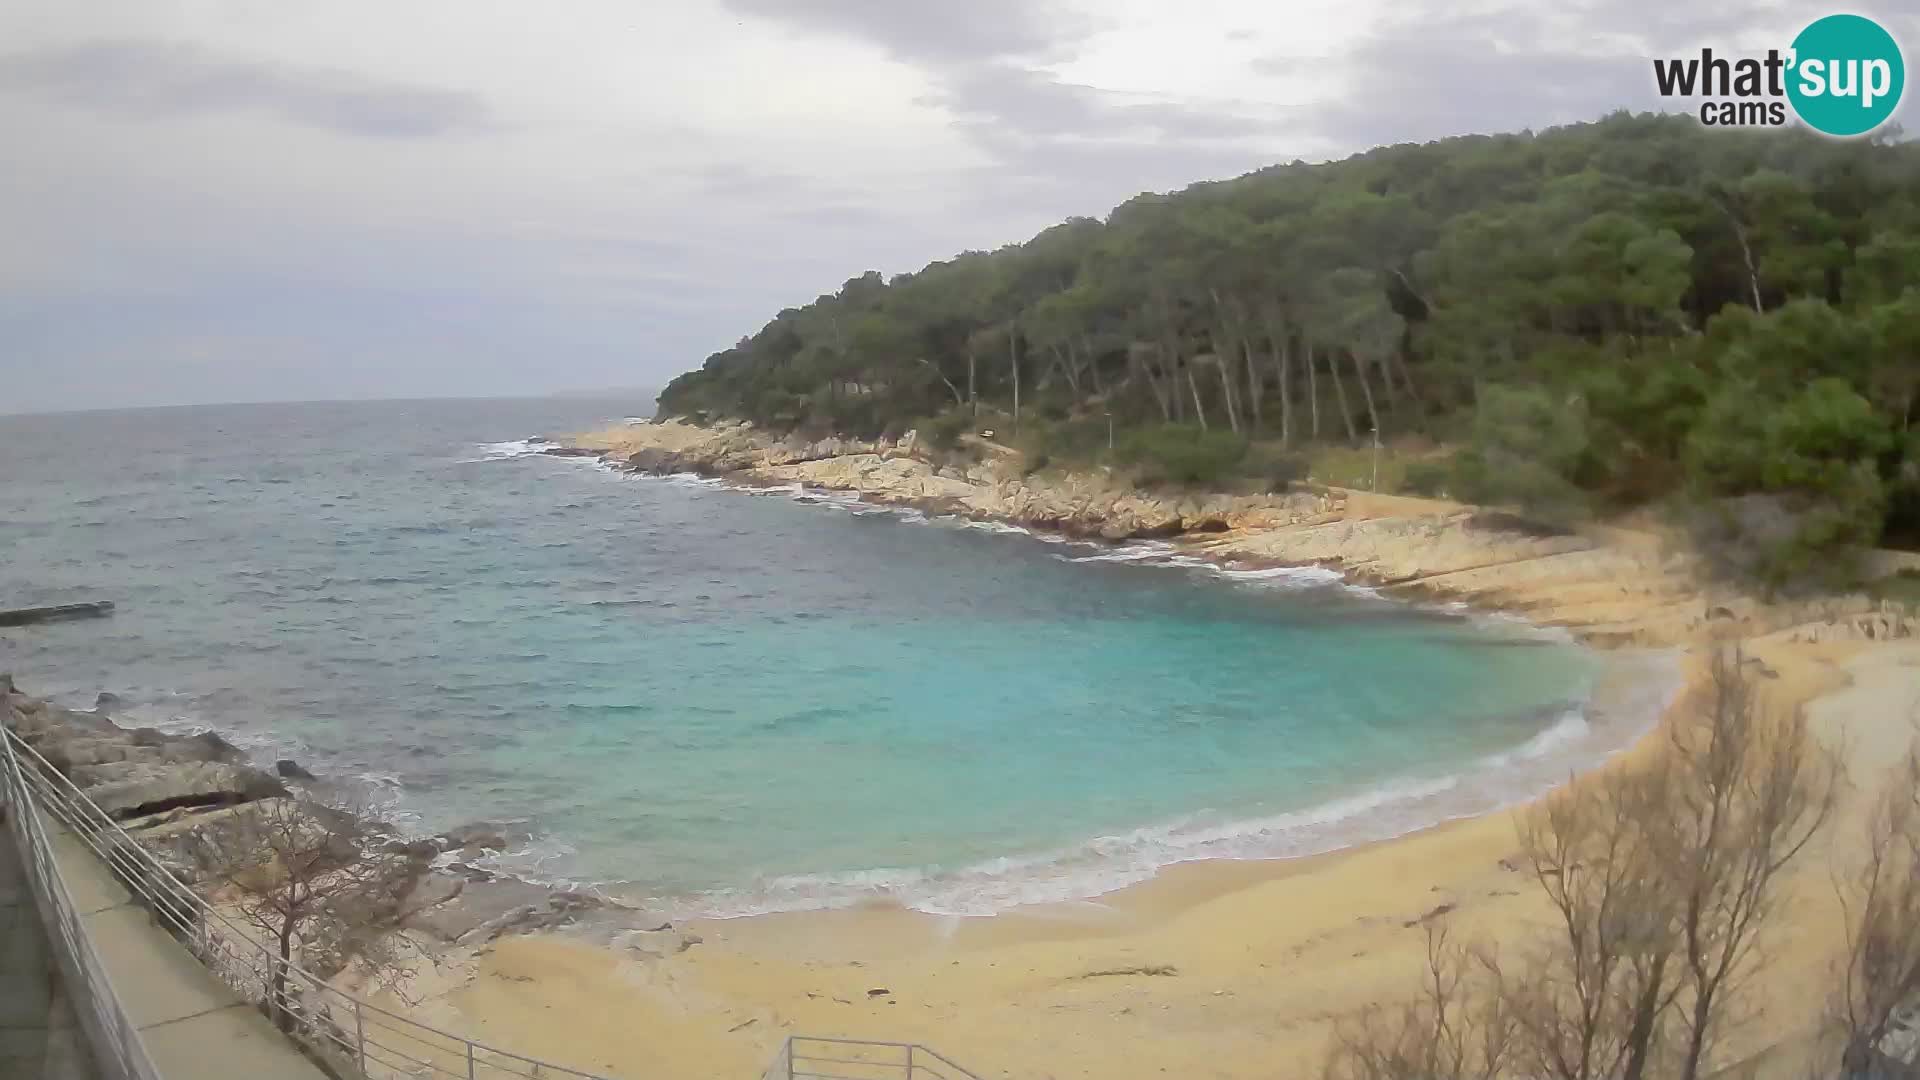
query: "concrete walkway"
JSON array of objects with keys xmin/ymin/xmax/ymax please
[
  {"xmin": 0, "ymin": 824, "xmax": 91, "ymax": 1079},
  {"xmin": 48, "ymin": 826, "xmax": 330, "ymax": 1079}
]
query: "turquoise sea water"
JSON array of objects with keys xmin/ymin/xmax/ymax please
[{"xmin": 0, "ymin": 399, "xmax": 1673, "ymax": 916}]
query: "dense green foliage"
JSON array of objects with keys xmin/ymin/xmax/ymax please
[
  {"xmin": 658, "ymin": 113, "xmax": 1920, "ymax": 584},
  {"xmin": 1116, "ymin": 425, "xmax": 1250, "ymax": 488}
]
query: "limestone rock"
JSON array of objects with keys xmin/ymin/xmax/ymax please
[{"xmin": 82, "ymin": 761, "xmax": 287, "ymax": 819}]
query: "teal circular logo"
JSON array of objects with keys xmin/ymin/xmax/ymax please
[{"xmin": 1786, "ymin": 14, "xmax": 1905, "ymax": 137}]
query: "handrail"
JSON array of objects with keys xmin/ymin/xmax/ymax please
[
  {"xmin": 8, "ymin": 720, "xmax": 989, "ymax": 1080},
  {"xmin": 2, "ymin": 724, "xmax": 623, "ymax": 1080},
  {"xmin": 1, "ymin": 719, "xmax": 164, "ymax": 1080},
  {"xmin": 765, "ymin": 1036, "xmax": 983, "ymax": 1080}
]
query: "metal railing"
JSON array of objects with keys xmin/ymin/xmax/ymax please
[
  {"xmin": 1, "ymin": 724, "xmax": 623, "ymax": 1080},
  {"xmin": 1, "ymin": 718, "xmax": 164, "ymax": 1080},
  {"xmin": 764, "ymin": 1037, "xmax": 981, "ymax": 1080}
]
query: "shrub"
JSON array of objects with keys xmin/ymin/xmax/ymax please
[
  {"xmin": 919, "ymin": 411, "xmax": 973, "ymax": 452},
  {"xmin": 1118, "ymin": 424, "xmax": 1249, "ymax": 488},
  {"xmin": 1241, "ymin": 443, "xmax": 1311, "ymax": 493},
  {"xmin": 1451, "ymin": 386, "xmax": 1592, "ymax": 525},
  {"xmin": 1688, "ymin": 472, "xmax": 1887, "ymax": 594},
  {"xmin": 1400, "ymin": 458, "xmax": 1452, "ymax": 498}
]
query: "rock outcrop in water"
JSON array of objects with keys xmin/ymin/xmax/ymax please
[
  {"xmin": 3, "ymin": 677, "xmax": 288, "ymax": 820},
  {"xmin": 556, "ymin": 420, "xmax": 1920, "ymax": 650},
  {"xmin": 0, "ymin": 676, "xmax": 625, "ymax": 952}
]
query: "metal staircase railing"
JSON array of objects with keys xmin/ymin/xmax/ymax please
[
  {"xmin": 2, "ymin": 717, "xmax": 163, "ymax": 1080},
  {"xmin": 2, "ymin": 724, "xmax": 622, "ymax": 1080},
  {"xmin": 763, "ymin": 1037, "xmax": 982, "ymax": 1080},
  {"xmin": 7, "ymin": 721, "xmax": 989, "ymax": 1080}
]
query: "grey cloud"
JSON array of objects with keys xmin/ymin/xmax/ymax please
[
  {"xmin": 722, "ymin": 0, "xmax": 1287, "ymax": 206},
  {"xmin": 780, "ymin": 203, "xmax": 894, "ymax": 227},
  {"xmin": 927, "ymin": 63, "xmax": 1273, "ymax": 139},
  {"xmin": 1271, "ymin": 4, "xmax": 1920, "ymax": 149},
  {"xmin": 930, "ymin": 126, "xmax": 1286, "ymax": 231},
  {"xmin": 683, "ymin": 161, "xmax": 872, "ymax": 204},
  {"xmin": 718, "ymin": 0, "xmax": 1094, "ymax": 65},
  {"xmin": 690, "ymin": 162, "xmax": 811, "ymax": 198},
  {"xmin": 1263, "ymin": 11, "xmax": 1659, "ymax": 148},
  {"xmin": 0, "ymin": 39, "xmax": 498, "ymax": 138}
]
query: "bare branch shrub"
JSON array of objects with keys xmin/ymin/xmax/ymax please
[
  {"xmin": 191, "ymin": 794, "xmax": 428, "ymax": 1031},
  {"xmin": 1323, "ymin": 922, "xmax": 1516, "ymax": 1080},
  {"xmin": 1661, "ymin": 648, "xmax": 1839, "ymax": 1080},
  {"xmin": 1831, "ymin": 735, "xmax": 1920, "ymax": 1074},
  {"xmin": 1323, "ymin": 647, "xmax": 1838, "ymax": 1080},
  {"xmin": 1511, "ymin": 755, "xmax": 1680, "ymax": 1080}
]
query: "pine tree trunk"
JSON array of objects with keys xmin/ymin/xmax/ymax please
[
  {"xmin": 1328, "ymin": 347, "xmax": 1357, "ymax": 443},
  {"xmin": 1008, "ymin": 326, "xmax": 1021, "ymax": 435},
  {"xmin": 1215, "ymin": 351, "xmax": 1240, "ymax": 433},
  {"xmin": 1137, "ymin": 350, "xmax": 1171, "ymax": 420},
  {"xmin": 1307, "ymin": 342, "xmax": 1321, "ymax": 440},
  {"xmin": 1374, "ymin": 346, "xmax": 1399, "ymax": 411},
  {"xmin": 1208, "ymin": 290, "xmax": 1239, "ymax": 433},
  {"xmin": 1392, "ymin": 350, "xmax": 1419, "ymax": 403},
  {"xmin": 1187, "ymin": 367, "xmax": 1209, "ymax": 430},
  {"xmin": 1244, "ymin": 340, "xmax": 1262, "ymax": 434},
  {"xmin": 1355, "ymin": 352, "xmax": 1381, "ymax": 436},
  {"xmin": 1164, "ymin": 348, "xmax": 1185, "ymax": 423},
  {"xmin": 1054, "ymin": 342, "xmax": 1080, "ymax": 395},
  {"xmin": 1272, "ymin": 333, "xmax": 1293, "ymax": 449},
  {"xmin": 1084, "ymin": 336, "xmax": 1104, "ymax": 398}
]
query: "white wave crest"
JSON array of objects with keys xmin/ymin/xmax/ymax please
[
  {"xmin": 1484, "ymin": 708, "xmax": 1590, "ymax": 767},
  {"xmin": 679, "ymin": 772, "xmax": 1470, "ymax": 918},
  {"xmin": 474, "ymin": 439, "xmax": 550, "ymax": 460}
]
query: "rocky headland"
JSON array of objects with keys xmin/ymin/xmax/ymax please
[{"xmin": 559, "ymin": 419, "xmax": 1920, "ymax": 651}]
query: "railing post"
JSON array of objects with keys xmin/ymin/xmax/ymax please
[
  {"xmin": 468, "ymin": 1039, "xmax": 478, "ymax": 1080},
  {"xmin": 785, "ymin": 1037, "xmax": 795, "ymax": 1080},
  {"xmin": 355, "ymin": 1000, "xmax": 367, "ymax": 1075}
]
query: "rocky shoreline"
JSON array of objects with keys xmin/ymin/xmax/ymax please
[
  {"xmin": 557, "ymin": 419, "xmax": 1920, "ymax": 650},
  {"xmin": 0, "ymin": 675, "xmax": 700, "ymax": 982}
]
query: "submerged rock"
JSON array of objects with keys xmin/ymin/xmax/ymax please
[
  {"xmin": 433, "ymin": 821, "xmax": 529, "ymax": 855},
  {"xmin": 614, "ymin": 927, "xmax": 702, "ymax": 957}
]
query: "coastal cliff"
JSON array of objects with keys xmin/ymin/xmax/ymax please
[{"xmin": 561, "ymin": 419, "xmax": 1920, "ymax": 651}]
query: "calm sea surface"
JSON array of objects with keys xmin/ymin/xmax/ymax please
[{"xmin": 0, "ymin": 398, "xmax": 1671, "ymax": 915}]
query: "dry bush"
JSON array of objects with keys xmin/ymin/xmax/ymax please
[
  {"xmin": 192, "ymin": 794, "xmax": 427, "ymax": 1031},
  {"xmin": 1659, "ymin": 649, "xmax": 1838, "ymax": 1080},
  {"xmin": 1323, "ymin": 923, "xmax": 1516, "ymax": 1080},
  {"xmin": 1322, "ymin": 647, "xmax": 1839, "ymax": 1080},
  {"xmin": 1510, "ymin": 755, "xmax": 1680, "ymax": 1080},
  {"xmin": 1831, "ymin": 735, "xmax": 1920, "ymax": 1074}
]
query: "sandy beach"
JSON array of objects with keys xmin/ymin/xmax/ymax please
[
  {"xmin": 349, "ymin": 424, "xmax": 1920, "ymax": 1080},
  {"xmin": 382, "ymin": 637, "xmax": 1919, "ymax": 1080}
]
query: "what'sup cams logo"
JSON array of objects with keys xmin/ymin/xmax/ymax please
[{"xmin": 1653, "ymin": 13, "xmax": 1905, "ymax": 136}]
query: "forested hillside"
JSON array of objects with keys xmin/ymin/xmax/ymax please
[{"xmin": 657, "ymin": 112, "xmax": 1920, "ymax": 586}]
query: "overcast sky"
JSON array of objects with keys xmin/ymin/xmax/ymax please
[{"xmin": 2, "ymin": 1, "xmax": 1913, "ymax": 414}]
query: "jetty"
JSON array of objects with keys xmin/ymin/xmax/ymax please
[{"xmin": 0, "ymin": 602, "xmax": 115, "ymax": 627}]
